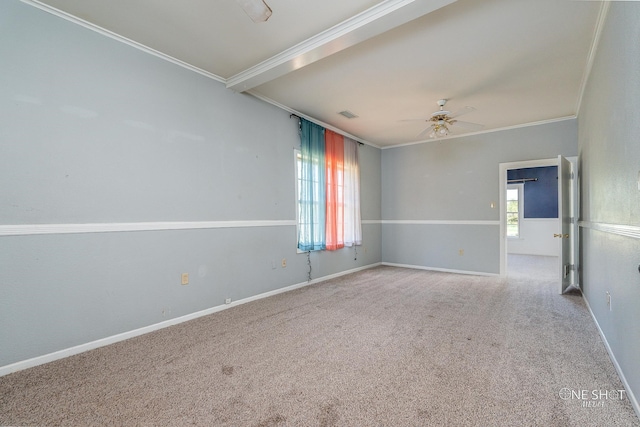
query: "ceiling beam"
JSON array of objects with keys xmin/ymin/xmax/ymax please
[{"xmin": 226, "ymin": 0, "xmax": 457, "ymax": 92}]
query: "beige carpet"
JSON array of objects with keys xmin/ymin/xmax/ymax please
[{"xmin": 1, "ymin": 259, "xmax": 638, "ymax": 426}]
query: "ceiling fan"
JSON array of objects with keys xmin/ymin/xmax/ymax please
[
  {"xmin": 236, "ymin": 0, "xmax": 272, "ymax": 23},
  {"xmin": 412, "ymin": 99, "xmax": 483, "ymax": 139}
]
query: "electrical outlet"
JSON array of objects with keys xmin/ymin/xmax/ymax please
[
  {"xmin": 181, "ymin": 273, "xmax": 189, "ymax": 285},
  {"xmin": 281, "ymin": 258, "xmax": 287, "ymax": 268},
  {"xmin": 606, "ymin": 292, "xmax": 611, "ymax": 311},
  {"xmin": 459, "ymin": 249, "xmax": 464, "ymax": 256},
  {"xmin": 225, "ymin": 298, "xmax": 232, "ymax": 304},
  {"xmin": 271, "ymin": 261, "xmax": 277, "ymax": 269}
]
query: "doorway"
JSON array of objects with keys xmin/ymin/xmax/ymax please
[
  {"xmin": 499, "ymin": 157, "xmax": 578, "ymax": 290},
  {"xmin": 507, "ymin": 166, "xmax": 559, "ymax": 256}
]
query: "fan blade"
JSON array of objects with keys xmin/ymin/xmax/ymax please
[
  {"xmin": 451, "ymin": 120, "xmax": 484, "ymax": 131},
  {"xmin": 416, "ymin": 125, "xmax": 435, "ymax": 139},
  {"xmin": 448, "ymin": 106, "xmax": 476, "ymax": 119}
]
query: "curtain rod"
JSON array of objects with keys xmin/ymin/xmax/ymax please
[
  {"xmin": 290, "ymin": 113, "xmax": 363, "ymax": 145},
  {"xmin": 507, "ymin": 178, "xmax": 538, "ymax": 183}
]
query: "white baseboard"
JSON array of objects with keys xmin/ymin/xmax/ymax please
[
  {"xmin": 581, "ymin": 293, "xmax": 640, "ymax": 420},
  {"xmin": 381, "ymin": 262, "xmax": 499, "ymax": 277},
  {"xmin": 0, "ymin": 262, "xmax": 381, "ymax": 377}
]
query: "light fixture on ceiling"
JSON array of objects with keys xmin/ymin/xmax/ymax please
[
  {"xmin": 235, "ymin": 0, "xmax": 272, "ymax": 23},
  {"xmin": 403, "ymin": 99, "xmax": 482, "ymax": 140},
  {"xmin": 429, "ymin": 119, "xmax": 449, "ymax": 138}
]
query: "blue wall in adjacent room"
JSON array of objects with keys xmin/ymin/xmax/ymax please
[{"xmin": 508, "ymin": 166, "xmax": 558, "ymax": 218}]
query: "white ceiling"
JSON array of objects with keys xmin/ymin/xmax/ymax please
[{"xmin": 30, "ymin": 0, "xmax": 604, "ymax": 147}]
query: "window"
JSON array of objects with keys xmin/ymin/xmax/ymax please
[
  {"xmin": 325, "ymin": 129, "xmax": 345, "ymax": 250},
  {"xmin": 295, "ymin": 118, "xmax": 361, "ymax": 252},
  {"xmin": 506, "ymin": 184, "xmax": 523, "ymax": 238},
  {"xmin": 342, "ymin": 141, "xmax": 361, "ymax": 247},
  {"xmin": 295, "ymin": 150, "xmax": 319, "ymax": 251},
  {"xmin": 296, "ymin": 150, "xmax": 326, "ymax": 251},
  {"xmin": 297, "ymin": 119, "xmax": 326, "ymax": 251}
]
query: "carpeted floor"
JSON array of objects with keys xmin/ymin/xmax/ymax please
[{"xmin": 1, "ymin": 257, "xmax": 638, "ymax": 426}]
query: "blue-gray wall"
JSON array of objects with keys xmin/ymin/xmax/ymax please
[
  {"xmin": 577, "ymin": 2, "xmax": 640, "ymax": 413},
  {"xmin": 0, "ymin": 1, "xmax": 381, "ymax": 368},
  {"xmin": 3, "ymin": 4, "xmax": 637, "ymax": 415},
  {"xmin": 381, "ymin": 120, "xmax": 577, "ymax": 274}
]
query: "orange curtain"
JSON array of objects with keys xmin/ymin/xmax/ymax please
[{"xmin": 325, "ymin": 130, "xmax": 344, "ymax": 251}]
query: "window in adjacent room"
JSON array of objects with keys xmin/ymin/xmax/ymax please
[{"xmin": 506, "ymin": 184, "xmax": 523, "ymax": 238}]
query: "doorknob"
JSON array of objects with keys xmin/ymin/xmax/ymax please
[{"xmin": 554, "ymin": 234, "xmax": 570, "ymax": 238}]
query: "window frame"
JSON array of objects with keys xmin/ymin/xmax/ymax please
[
  {"xmin": 506, "ymin": 183, "xmax": 524, "ymax": 239},
  {"xmin": 294, "ymin": 149, "xmax": 304, "ymax": 253},
  {"xmin": 294, "ymin": 142, "xmax": 362, "ymax": 252}
]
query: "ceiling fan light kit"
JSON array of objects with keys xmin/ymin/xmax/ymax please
[
  {"xmin": 236, "ymin": 0, "xmax": 272, "ymax": 23},
  {"xmin": 429, "ymin": 122, "xmax": 450, "ymax": 138},
  {"xmin": 413, "ymin": 99, "xmax": 483, "ymax": 140}
]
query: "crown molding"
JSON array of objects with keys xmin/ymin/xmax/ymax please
[
  {"xmin": 575, "ymin": 1, "xmax": 611, "ymax": 117},
  {"xmin": 248, "ymin": 90, "xmax": 381, "ymax": 149},
  {"xmin": 21, "ymin": 0, "xmax": 226, "ymax": 83},
  {"xmin": 21, "ymin": 0, "xmax": 382, "ymax": 149},
  {"xmin": 19, "ymin": 0, "xmax": 580, "ymax": 153},
  {"xmin": 226, "ymin": 0, "xmax": 457, "ymax": 92},
  {"xmin": 381, "ymin": 116, "xmax": 577, "ymax": 149}
]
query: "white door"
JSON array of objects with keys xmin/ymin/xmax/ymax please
[{"xmin": 557, "ymin": 155, "xmax": 572, "ymax": 294}]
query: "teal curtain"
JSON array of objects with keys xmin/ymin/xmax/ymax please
[{"xmin": 298, "ymin": 119, "xmax": 326, "ymax": 251}]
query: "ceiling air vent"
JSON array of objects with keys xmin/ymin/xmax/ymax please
[{"xmin": 338, "ymin": 110, "xmax": 359, "ymax": 119}]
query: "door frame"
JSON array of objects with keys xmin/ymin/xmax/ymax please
[{"xmin": 498, "ymin": 157, "xmax": 578, "ymax": 279}]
